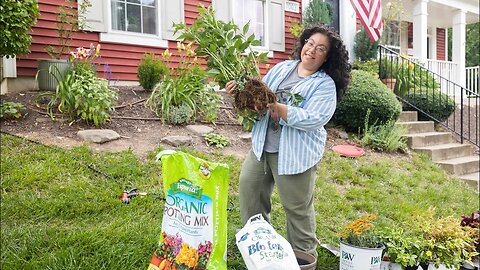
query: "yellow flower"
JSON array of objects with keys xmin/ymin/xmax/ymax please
[
  {"xmin": 162, "ymin": 49, "xmax": 172, "ymax": 59},
  {"xmin": 426, "ymin": 250, "xmax": 432, "ymax": 257}
]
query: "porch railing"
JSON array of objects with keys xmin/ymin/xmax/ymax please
[
  {"xmin": 378, "ymin": 45, "xmax": 479, "ymax": 148},
  {"xmin": 466, "ymin": 66, "xmax": 479, "ymax": 96}
]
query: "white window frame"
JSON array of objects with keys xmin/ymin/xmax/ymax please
[
  {"xmin": 100, "ymin": 0, "xmax": 168, "ymax": 48},
  {"xmin": 232, "ymin": 0, "xmax": 274, "ymax": 57}
]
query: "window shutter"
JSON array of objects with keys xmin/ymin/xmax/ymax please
[
  {"xmin": 161, "ymin": 0, "xmax": 184, "ymax": 40},
  {"xmin": 213, "ymin": 0, "xmax": 232, "ymax": 22},
  {"xmin": 268, "ymin": 0, "xmax": 285, "ymax": 52},
  {"xmin": 80, "ymin": 0, "xmax": 106, "ymax": 32}
]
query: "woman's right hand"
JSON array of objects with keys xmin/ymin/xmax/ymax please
[{"xmin": 225, "ymin": 80, "xmax": 236, "ymax": 96}]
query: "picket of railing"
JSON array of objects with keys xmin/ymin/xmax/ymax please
[{"xmin": 466, "ymin": 66, "xmax": 479, "ymax": 95}]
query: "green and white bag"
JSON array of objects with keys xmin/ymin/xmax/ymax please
[{"xmin": 152, "ymin": 151, "xmax": 229, "ymax": 270}]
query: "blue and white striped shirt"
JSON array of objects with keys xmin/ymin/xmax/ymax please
[{"xmin": 251, "ymin": 60, "xmax": 337, "ymax": 175}]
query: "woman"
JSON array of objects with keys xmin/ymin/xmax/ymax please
[{"xmin": 226, "ymin": 24, "xmax": 351, "ymax": 259}]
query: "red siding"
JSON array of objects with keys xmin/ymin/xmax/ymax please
[
  {"xmin": 17, "ymin": 0, "xmax": 298, "ymax": 81},
  {"xmin": 436, "ymin": 28, "xmax": 445, "ymax": 61}
]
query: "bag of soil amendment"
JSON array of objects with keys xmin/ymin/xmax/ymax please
[
  {"xmin": 236, "ymin": 214, "xmax": 300, "ymax": 270},
  {"xmin": 148, "ymin": 151, "xmax": 229, "ymax": 270}
]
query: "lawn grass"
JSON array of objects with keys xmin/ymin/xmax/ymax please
[{"xmin": 1, "ymin": 133, "xmax": 478, "ymax": 269}]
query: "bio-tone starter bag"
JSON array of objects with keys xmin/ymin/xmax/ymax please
[
  {"xmin": 149, "ymin": 151, "xmax": 229, "ymax": 270},
  {"xmin": 236, "ymin": 214, "xmax": 301, "ymax": 270}
]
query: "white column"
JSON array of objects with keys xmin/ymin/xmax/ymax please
[
  {"xmin": 452, "ymin": 9, "xmax": 466, "ymax": 88},
  {"xmin": 413, "ymin": 0, "xmax": 429, "ymax": 64},
  {"xmin": 339, "ymin": 0, "xmax": 357, "ymax": 61}
]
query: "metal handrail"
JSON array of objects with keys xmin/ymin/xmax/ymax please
[{"xmin": 378, "ymin": 45, "xmax": 479, "ymax": 148}]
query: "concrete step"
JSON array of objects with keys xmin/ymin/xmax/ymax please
[
  {"xmin": 396, "ymin": 121, "xmax": 435, "ymax": 134},
  {"xmin": 412, "ymin": 143, "xmax": 474, "ymax": 161},
  {"xmin": 458, "ymin": 172, "xmax": 479, "ymax": 192},
  {"xmin": 404, "ymin": 132, "xmax": 453, "ymax": 148},
  {"xmin": 399, "ymin": 111, "xmax": 418, "ymax": 122},
  {"xmin": 436, "ymin": 155, "xmax": 480, "ymax": 175}
]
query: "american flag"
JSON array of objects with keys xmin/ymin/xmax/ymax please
[{"xmin": 350, "ymin": 0, "xmax": 383, "ymax": 43}]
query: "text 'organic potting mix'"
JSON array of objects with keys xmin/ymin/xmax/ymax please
[{"xmin": 148, "ymin": 151, "xmax": 229, "ymax": 270}]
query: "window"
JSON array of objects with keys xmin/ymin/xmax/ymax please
[
  {"xmin": 111, "ymin": 0, "xmax": 157, "ymax": 35},
  {"xmin": 232, "ymin": 0, "xmax": 266, "ymax": 46},
  {"xmin": 384, "ymin": 21, "xmax": 401, "ymax": 48}
]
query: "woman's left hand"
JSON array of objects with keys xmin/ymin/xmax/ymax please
[{"xmin": 267, "ymin": 102, "xmax": 287, "ymax": 122}]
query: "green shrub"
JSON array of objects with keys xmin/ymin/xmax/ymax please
[
  {"xmin": 0, "ymin": 101, "xmax": 26, "ymax": 119},
  {"xmin": 354, "ymin": 26, "xmax": 379, "ymax": 61},
  {"xmin": 361, "ymin": 110, "xmax": 408, "ymax": 153},
  {"xmin": 169, "ymin": 104, "xmax": 194, "ymax": 125},
  {"xmin": 203, "ymin": 133, "xmax": 229, "ymax": 148},
  {"xmin": 137, "ymin": 53, "xmax": 167, "ymax": 90},
  {"xmin": 333, "ymin": 70, "xmax": 401, "ymax": 132},
  {"xmin": 43, "ymin": 66, "xmax": 118, "ymax": 126},
  {"xmin": 0, "ymin": 0, "xmax": 39, "ymax": 58},
  {"xmin": 303, "ymin": 0, "xmax": 332, "ymax": 26},
  {"xmin": 352, "ymin": 60, "xmax": 379, "ymax": 77},
  {"xmin": 403, "ymin": 89, "xmax": 456, "ymax": 122}
]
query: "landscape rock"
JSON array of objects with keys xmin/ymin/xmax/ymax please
[
  {"xmin": 186, "ymin": 125, "xmax": 214, "ymax": 136},
  {"xmin": 77, "ymin": 129, "xmax": 121, "ymax": 143},
  {"xmin": 238, "ymin": 132, "xmax": 252, "ymax": 142},
  {"xmin": 162, "ymin": 135, "xmax": 193, "ymax": 147}
]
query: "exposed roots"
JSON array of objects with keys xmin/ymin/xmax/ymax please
[{"xmin": 232, "ymin": 79, "xmax": 276, "ymax": 112}]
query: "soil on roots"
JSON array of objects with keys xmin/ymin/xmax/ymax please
[{"xmin": 233, "ymin": 79, "xmax": 276, "ymax": 111}]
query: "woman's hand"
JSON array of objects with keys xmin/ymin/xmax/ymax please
[
  {"xmin": 267, "ymin": 102, "xmax": 287, "ymax": 121},
  {"xmin": 225, "ymin": 80, "xmax": 236, "ymax": 96}
]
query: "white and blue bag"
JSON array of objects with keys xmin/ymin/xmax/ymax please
[{"xmin": 235, "ymin": 214, "xmax": 301, "ymax": 270}]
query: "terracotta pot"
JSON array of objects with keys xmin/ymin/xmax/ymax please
[{"xmin": 382, "ymin": 78, "xmax": 397, "ymax": 91}]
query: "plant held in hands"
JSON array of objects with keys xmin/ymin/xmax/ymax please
[{"xmin": 174, "ymin": 5, "xmax": 276, "ymax": 130}]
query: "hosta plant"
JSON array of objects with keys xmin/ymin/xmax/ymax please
[
  {"xmin": 0, "ymin": 101, "xmax": 26, "ymax": 119},
  {"xmin": 174, "ymin": 5, "xmax": 275, "ymax": 130}
]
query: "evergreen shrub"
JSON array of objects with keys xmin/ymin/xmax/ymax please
[
  {"xmin": 403, "ymin": 89, "xmax": 456, "ymax": 122},
  {"xmin": 137, "ymin": 53, "xmax": 167, "ymax": 90},
  {"xmin": 354, "ymin": 26, "xmax": 379, "ymax": 61},
  {"xmin": 333, "ymin": 70, "xmax": 401, "ymax": 132}
]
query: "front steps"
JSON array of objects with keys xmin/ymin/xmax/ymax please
[{"xmin": 397, "ymin": 111, "xmax": 479, "ymax": 192}]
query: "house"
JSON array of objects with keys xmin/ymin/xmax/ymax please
[
  {"xmin": 1, "ymin": 0, "xmax": 478, "ymax": 95},
  {"xmin": 1, "ymin": 0, "xmax": 300, "ymax": 94},
  {"xmin": 303, "ymin": 0, "xmax": 479, "ymax": 94}
]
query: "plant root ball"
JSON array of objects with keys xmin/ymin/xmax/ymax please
[{"xmin": 232, "ymin": 79, "xmax": 276, "ymax": 111}]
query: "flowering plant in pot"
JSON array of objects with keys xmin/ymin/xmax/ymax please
[
  {"xmin": 381, "ymin": 227, "xmax": 430, "ymax": 270},
  {"xmin": 339, "ymin": 214, "xmax": 385, "ymax": 270},
  {"xmin": 37, "ymin": 0, "xmax": 91, "ymax": 91}
]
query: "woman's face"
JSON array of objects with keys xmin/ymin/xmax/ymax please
[{"xmin": 300, "ymin": 32, "xmax": 330, "ymax": 71}]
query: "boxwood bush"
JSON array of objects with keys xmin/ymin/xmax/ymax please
[
  {"xmin": 402, "ymin": 89, "xmax": 456, "ymax": 122},
  {"xmin": 333, "ymin": 70, "xmax": 401, "ymax": 132},
  {"xmin": 137, "ymin": 53, "xmax": 167, "ymax": 90}
]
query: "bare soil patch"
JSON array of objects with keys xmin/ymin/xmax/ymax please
[{"xmin": 1, "ymin": 86, "xmax": 391, "ymax": 160}]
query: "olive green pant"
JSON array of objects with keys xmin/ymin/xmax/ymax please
[{"xmin": 239, "ymin": 151, "xmax": 318, "ymax": 258}]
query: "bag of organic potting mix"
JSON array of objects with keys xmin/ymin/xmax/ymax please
[
  {"xmin": 147, "ymin": 151, "xmax": 229, "ymax": 270},
  {"xmin": 236, "ymin": 214, "xmax": 300, "ymax": 270}
]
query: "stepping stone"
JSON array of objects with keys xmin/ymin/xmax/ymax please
[
  {"xmin": 186, "ymin": 125, "xmax": 214, "ymax": 136},
  {"xmin": 162, "ymin": 135, "xmax": 193, "ymax": 147},
  {"xmin": 77, "ymin": 129, "xmax": 121, "ymax": 143}
]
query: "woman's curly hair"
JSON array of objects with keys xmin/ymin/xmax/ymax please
[{"xmin": 291, "ymin": 24, "xmax": 351, "ymax": 101}]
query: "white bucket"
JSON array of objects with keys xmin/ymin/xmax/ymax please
[{"xmin": 339, "ymin": 242, "xmax": 384, "ymax": 270}]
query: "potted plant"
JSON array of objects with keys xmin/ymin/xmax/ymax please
[
  {"xmin": 460, "ymin": 211, "xmax": 480, "ymax": 270},
  {"xmin": 37, "ymin": 0, "xmax": 91, "ymax": 91},
  {"xmin": 381, "ymin": 227, "xmax": 430, "ymax": 270},
  {"xmin": 382, "ymin": 213, "xmax": 479, "ymax": 270},
  {"xmin": 339, "ymin": 214, "xmax": 385, "ymax": 270},
  {"xmin": 379, "ymin": 59, "xmax": 399, "ymax": 91}
]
